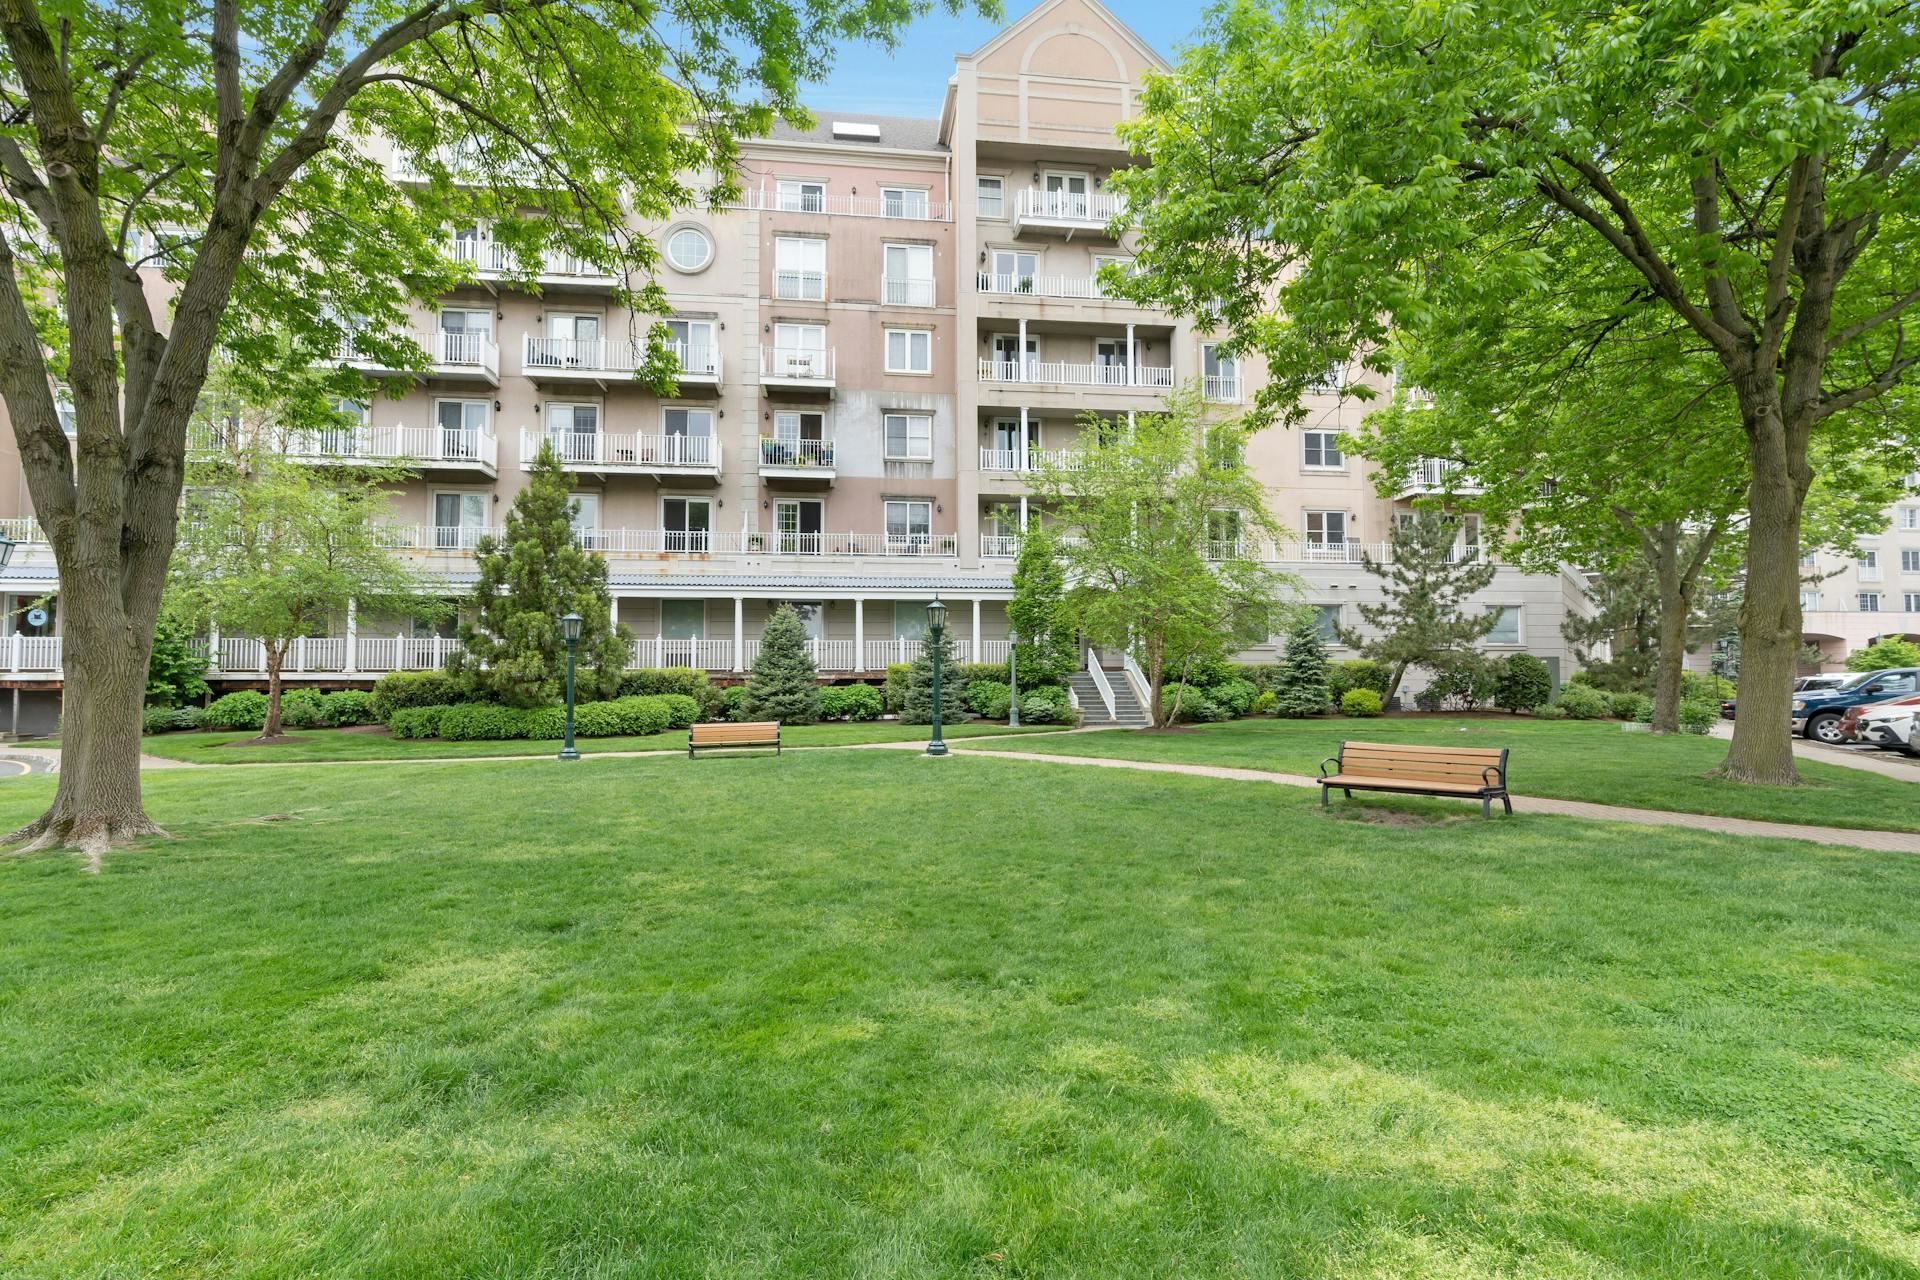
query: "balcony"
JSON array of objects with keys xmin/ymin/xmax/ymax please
[
  {"xmin": 981, "ymin": 533, "xmax": 1022, "ymax": 558},
  {"xmin": 1012, "ymin": 188, "xmax": 1126, "ymax": 237},
  {"xmin": 522, "ymin": 335, "xmax": 642, "ymax": 385},
  {"xmin": 451, "ymin": 237, "xmax": 618, "ymax": 289},
  {"xmin": 773, "ymin": 270, "xmax": 826, "ymax": 301},
  {"xmin": 518, "ymin": 428, "xmax": 720, "ymax": 478},
  {"xmin": 334, "ymin": 330, "xmax": 499, "ymax": 384},
  {"xmin": 280, "ymin": 424, "xmax": 498, "ymax": 476},
  {"xmin": 1396, "ymin": 457, "xmax": 1483, "ymax": 498},
  {"xmin": 882, "ymin": 277, "xmax": 936, "ymax": 306},
  {"xmin": 979, "ymin": 446, "xmax": 1089, "ymax": 474},
  {"xmin": 738, "ymin": 187, "xmax": 953, "ymax": 221},
  {"xmin": 758, "ymin": 437, "xmax": 836, "ymax": 483},
  {"xmin": 1203, "ymin": 374, "xmax": 1243, "ymax": 403},
  {"xmin": 976, "ymin": 271, "xmax": 1140, "ymax": 302},
  {"xmin": 758, "ymin": 345, "xmax": 836, "ymax": 393},
  {"xmin": 977, "ymin": 358, "xmax": 1172, "ymax": 389},
  {"xmin": 668, "ymin": 341, "xmax": 722, "ymax": 392}
]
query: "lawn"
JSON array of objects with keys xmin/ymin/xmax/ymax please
[
  {"xmin": 4, "ymin": 752, "xmax": 1919, "ymax": 1277},
  {"xmin": 135, "ymin": 718, "xmax": 1064, "ymax": 764},
  {"xmin": 967, "ymin": 716, "xmax": 1920, "ymax": 832}
]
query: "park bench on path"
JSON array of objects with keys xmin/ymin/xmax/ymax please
[
  {"xmin": 689, "ymin": 721, "xmax": 782, "ymax": 758},
  {"xmin": 1318, "ymin": 741, "xmax": 1511, "ymax": 817}
]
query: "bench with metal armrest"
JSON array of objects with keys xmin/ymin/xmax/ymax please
[
  {"xmin": 689, "ymin": 721, "xmax": 781, "ymax": 758},
  {"xmin": 1317, "ymin": 741, "xmax": 1511, "ymax": 818}
]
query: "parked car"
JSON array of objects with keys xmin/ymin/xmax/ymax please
[
  {"xmin": 1792, "ymin": 668, "xmax": 1920, "ymax": 744},
  {"xmin": 1839, "ymin": 692, "xmax": 1920, "ymax": 743},
  {"xmin": 1855, "ymin": 703, "xmax": 1919, "ymax": 755},
  {"xmin": 1722, "ymin": 674, "xmax": 1845, "ymax": 721}
]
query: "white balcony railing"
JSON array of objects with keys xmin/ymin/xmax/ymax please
[
  {"xmin": 976, "ymin": 272, "xmax": 1122, "ymax": 300},
  {"xmin": 1014, "ymin": 188, "xmax": 1126, "ymax": 225},
  {"xmin": 519, "ymin": 428, "xmax": 718, "ymax": 470},
  {"xmin": 299, "ymin": 424, "xmax": 497, "ymax": 470},
  {"xmin": 0, "ymin": 518, "xmax": 47, "ymax": 545},
  {"xmin": 733, "ymin": 186, "xmax": 952, "ymax": 221},
  {"xmin": 431, "ymin": 330, "xmax": 498, "ymax": 376},
  {"xmin": 628, "ymin": 637, "xmax": 734, "ymax": 671},
  {"xmin": 759, "ymin": 346, "xmax": 836, "ymax": 382},
  {"xmin": 523, "ymin": 335, "xmax": 641, "ymax": 375},
  {"xmin": 1203, "ymin": 374, "xmax": 1242, "ymax": 402},
  {"xmin": 759, "ymin": 437, "xmax": 836, "ymax": 468},
  {"xmin": 981, "ymin": 534, "xmax": 1021, "ymax": 557},
  {"xmin": 1400, "ymin": 457, "xmax": 1482, "ymax": 494},
  {"xmin": 773, "ymin": 270, "xmax": 826, "ymax": 300},
  {"xmin": 979, "ymin": 446, "xmax": 1090, "ymax": 473},
  {"xmin": 669, "ymin": 341, "xmax": 721, "ymax": 380},
  {"xmin": 882, "ymin": 277, "xmax": 936, "ymax": 306},
  {"xmin": 374, "ymin": 525, "xmax": 960, "ymax": 559},
  {"xmin": 450, "ymin": 237, "xmax": 617, "ymax": 284},
  {"xmin": 977, "ymin": 359, "xmax": 1173, "ymax": 388}
]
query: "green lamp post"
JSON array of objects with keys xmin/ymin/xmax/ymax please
[
  {"xmin": 558, "ymin": 611, "xmax": 582, "ymax": 761},
  {"xmin": 1007, "ymin": 625, "xmax": 1020, "ymax": 728},
  {"xmin": 925, "ymin": 597, "xmax": 949, "ymax": 757}
]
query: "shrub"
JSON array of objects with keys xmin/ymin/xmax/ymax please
[
  {"xmin": 1554, "ymin": 684, "xmax": 1609, "ymax": 719},
  {"xmin": 1251, "ymin": 690, "xmax": 1278, "ymax": 715},
  {"xmin": 1182, "ymin": 656, "xmax": 1238, "ymax": 689},
  {"xmin": 723, "ymin": 686, "xmax": 750, "ymax": 721},
  {"xmin": 1677, "ymin": 698, "xmax": 1720, "ymax": 735},
  {"xmin": 1679, "ymin": 671, "xmax": 1737, "ymax": 703},
  {"xmin": 318, "ymin": 690, "xmax": 374, "ymax": 727},
  {"xmin": 1340, "ymin": 688, "xmax": 1383, "ymax": 717},
  {"xmin": 279, "ymin": 688, "xmax": 325, "ymax": 729},
  {"xmin": 203, "ymin": 690, "xmax": 269, "ymax": 730},
  {"xmin": 1426, "ymin": 656, "xmax": 1499, "ymax": 711},
  {"xmin": 1175, "ymin": 693, "xmax": 1230, "ymax": 723},
  {"xmin": 618, "ymin": 667, "xmax": 708, "ymax": 699},
  {"xmin": 1019, "ymin": 685, "xmax": 1077, "ymax": 725},
  {"xmin": 965, "ymin": 679, "xmax": 1012, "ymax": 716},
  {"xmin": 882, "ymin": 663, "xmax": 913, "ymax": 713},
  {"xmin": 841, "ymin": 684, "xmax": 885, "ymax": 721},
  {"xmin": 1211, "ymin": 677, "xmax": 1260, "ymax": 717},
  {"xmin": 1608, "ymin": 691, "xmax": 1651, "ymax": 721},
  {"xmin": 955, "ymin": 662, "xmax": 1012, "ymax": 687},
  {"xmin": 1493, "ymin": 653, "xmax": 1554, "ymax": 713},
  {"xmin": 606, "ymin": 697, "xmax": 673, "ymax": 737},
  {"xmin": 653, "ymin": 693, "xmax": 701, "ymax": 730},
  {"xmin": 1533, "ymin": 703, "xmax": 1567, "ymax": 720},
  {"xmin": 1844, "ymin": 637, "xmax": 1920, "ymax": 673},
  {"xmin": 438, "ymin": 703, "xmax": 530, "ymax": 741},
  {"xmin": 1239, "ymin": 663, "xmax": 1285, "ymax": 693},
  {"xmin": 370, "ymin": 670, "xmax": 465, "ymax": 722},
  {"xmin": 1328, "ymin": 659, "xmax": 1390, "ymax": 703},
  {"xmin": 386, "ymin": 705, "xmax": 451, "ymax": 739},
  {"xmin": 901, "ymin": 626, "xmax": 958, "ymax": 725},
  {"xmin": 142, "ymin": 705, "xmax": 201, "ymax": 734}
]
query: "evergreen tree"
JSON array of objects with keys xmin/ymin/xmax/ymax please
[
  {"xmin": 1007, "ymin": 527, "xmax": 1078, "ymax": 686},
  {"xmin": 1339, "ymin": 512, "xmax": 1499, "ymax": 704},
  {"xmin": 1270, "ymin": 613, "xmax": 1332, "ymax": 718},
  {"xmin": 454, "ymin": 444, "xmax": 631, "ymax": 708},
  {"xmin": 741, "ymin": 606, "xmax": 821, "ymax": 724},
  {"xmin": 902, "ymin": 621, "xmax": 958, "ymax": 725},
  {"xmin": 145, "ymin": 610, "xmax": 210, "ymax": 709}
]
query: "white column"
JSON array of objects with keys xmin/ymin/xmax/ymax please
[
  {"xmin": 1019, "ymin": 494, "xmax": 1028, "ymax": 531},
  {"xmin": 854, "ymin": 598, "xmax": 866, "ymax": 672},
  {"xmin": 345, "ymin": 600, "xmax": 358, "ymax": 674},
  {"xmin": 1126, "ymin": 322, "xmax": 1136, "ymax": 385},
  {"xmin": 208, "ymin": 625, "xmax": 220, "ymax": 675},
  {"xmin": 971, "ymin": 598, "xmax": 981, "ymax": 663},
  {"xmin": 7, "ymin": 631, "xmax": 18, "ymax": 674},
  {"xmin": 732, "ymin": 596, "xmax": 744, "ymax": 672},
  {"xmin": 610, "ymin": 596, "xmax": 620, "ymax": 629},
  {"xmin": 1017, "ymin": 317, "xmax": 1028, "ymax": 377},
  {"xmin": 1018, "ymin": 405, "xmax": 1029, "ymax": 472}
]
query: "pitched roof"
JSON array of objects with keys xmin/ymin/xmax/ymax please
[
  {"xmin": 965, "ymin": 0, "xmax": 1170, "ymax": 72},
  {"xmin": 764, "ymin": 111, "xmax": 946, "ymax": 153}
]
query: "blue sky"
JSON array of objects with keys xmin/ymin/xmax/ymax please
[{"xmin": 804, "ymin": 1, "xmax": 1200, "ymax": 116}]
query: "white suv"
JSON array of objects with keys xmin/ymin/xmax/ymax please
[{"xmin": 1856, "ymin": 704, "xmax": 1919, "ymax": 755}]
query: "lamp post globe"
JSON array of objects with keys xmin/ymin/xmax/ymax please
[
  {"xmin": 559, "ymin": 611, "xmax": 583, "ymax": 761},
  {"xmin": 0, "ymin": 535, "xmax": 16, "ymax": 571},
  {"xmin": 925, "ymin": 597, "xmax": 949, "ymax": 757}
]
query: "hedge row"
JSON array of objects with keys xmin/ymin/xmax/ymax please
[{"xmin": 387, "ymin": 693, "xmax": 699, "ymax": 742}]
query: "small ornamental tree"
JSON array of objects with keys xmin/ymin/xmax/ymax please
[
  {"xmin": 145, "ymin": 610, "xmax": 209, "ymax": 708},
  {"xmin": 902, "ymin": 620, "xmax": 958, "ymax": 725},
  {"xmin": 1494, "ymin": 654, "xmax": 1553, "ymax": 714},
  {"xmin": 741, "ymin": 606, "xmax": 821, "ymax": 724},
  {"xmin": 1008, "ymin": 527, "xmax": 1078, "ymax": 687},
  {"xmin": 1846, "ymin": 638, "xmax": 1920, "ymax": 673},
  {"xmin": 1270, "ymin": 614, "xmax": 1332, "ymax": 718},
  {"xmin": 454, "ymin": 444, "xmax": 630, "ymax": 707},
  {"xmin": 1339, "ymin": 512, "xmax": 1499, "ymax": 704}
]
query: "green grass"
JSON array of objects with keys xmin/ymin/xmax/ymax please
[
  {"xmin": 4, "ymin": 752, "xmax": 1920, "ymax": 1277},
  {"xmin": 135, "ymin": 719, "xmax": 1064, "ymax": 764},
  {"xmin": 966, "ymin": 716, "xmax": 1920, "ymax": 832}
]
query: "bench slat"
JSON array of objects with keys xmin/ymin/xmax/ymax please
[
  {"xmin": 1342, "ymin": 742, "xmax": 1504, "ymax": 762},
  {"xmin": 690, "ymin": 721, "xmax": 781, "ymax": 753}
]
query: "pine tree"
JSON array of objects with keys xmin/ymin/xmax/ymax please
[
  {"xmin": 1008, "ymin": 527, "xmax": 1078, "ymax": 685},
  {"xmin": 454, "ymin": 443, "xmax": 631, "ymax": 707},
  {"xmin": 1339, "ymin": 511, "xmax": 1499, "ymax": 703},
  {"xmin": 901, "ymin": 621, "xmax": 958, "ymax": 724},
  {"xmin": 1270, "ymin": 613, "xmax": 1332, "ymax": 717},
  {"xmin": 741, "ymin": 605, "xmax": 821, "ymax": 724}
]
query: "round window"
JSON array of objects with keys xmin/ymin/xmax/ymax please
[{"xmin": 666, "ymin": 226, "xmax": 713, "ymax": 272}]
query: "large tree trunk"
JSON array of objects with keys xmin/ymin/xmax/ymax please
[
  {"xmin": 1648, "ymin": 525, "xmax": 1689, "ymax": 734},
  {"xmin": 7, "ymin": 590, "xmax": 165, "ymax": 867},
  {"xmin": 1718, "ymin": 393, "xmax": 1811, "ymax": 784},
  {"xmin": 262, "ymin": 647, "xmax": 287, "ymax": 738}
]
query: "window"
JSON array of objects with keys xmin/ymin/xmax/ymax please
[
  {"xmin": 1305, "ymin": 510, "xmax": 1348, "ymax": 545},
  {"xmin": 1800, "ymin": 590, "xmax": 1821, "ymax": 611},
  {"xmin": 768, "ymin": 412, "xmax": 828, "ymax": 467},
  {"xmin": 1801, "ymin": 548, "xmax": 1820, "ymax": 568},
  {"xmin": 774, "ymin": 237, "xmax": 826, "ymax": 299},
  {"xmin": 665, "ymin": 319, "xmax": 717, "ymax": 373},
  {"xmin": 660, "ymin": 599, "xmax": 705, "ymax": 640},
  {"xmin": 662, "ymin": 496, "xmax": 712, "ymax": 552},
  {"xmin": 976, "ymin": 175, "xmax": 1004, "ymax": 217},
  {"xmin": 1858, "ymin": 592, "xmax": 1882, "ymax": 612},
  {"xmin": 1903, "ymin": 549, "xmax": 1920, "ymax": 573},
  {"xmin": 533, "ymin": 312, "xmax": 600, "ymax": 368},
  {"xmin": 882, "ymin": 242, "xmax": 934, "ymax": 305},
  {"xmin": 894, "ymin": 601, "xmax": 934, "ymax": 641},
  {"xmin": 569, "ymin": 493, "xmax": 601, "ymax": 547},
  {"xmin": 1042, "ymin": 171, "xmax": 1091, "ymax": 218},
  {"xmin": 775, "ymin": 179, "xmax": 826, "ymax": 212},
  {"xmin": 880, "ymin": 186, "xmax": 929, "ymax": 219},
  {"xmin": 545, "ymin": 403, "xmax": 600, "ymax": 463},
  {"xmin": 1310, "ymin": 361, "xmax": 1345, "ymax": 393},
  {"xmin": 885, "ymin": 328, "xmax": 932, "ymax": 373},
  {"xmin": 779, "ymin": 602, "xmax": 825, "ymax": 641},
  {"xmin": 666, "ymin": 227, "xmax": 713, "ymax": 272},
  {"xmin": 662, "ymin": 407, "xmax": 714, "ymax": 465},
  {"xmin": 1207, "ymin": 511, "xmax": 1242, "ymax": 558},
  {"xmin": 884, "ymin": 412, "xmax": 933, "ymax": 460},
  {"xmin": 770, "ymin": 322, "xmax": 828, "ymax": 378},
  {"xmin": 1312, "ymin": 605, "xmax": 1342, "ymax": 643},
  {"xmin": 55, "ymin": 392, "xmax": 77, "ymax": 436},
  {"xmin": 986, "ymin": 249, "xmax": 1039, "ymax": 294},
  {"xmin": 884, "ymin": 499, "xmax": 933, "ymax": 548},
  {"xmin": 774, "ymin": 498, "xmax": 825, "ymax": 553},
  {"xmin": 1906, "ymin": 593, "xmax": 1920, "ymax": 611},
  {"xmin": 1202, "ymin": 343, "xmax": 1240, "ymax": 400},
  {"xmin": 1897, "ymin": 506, "xmax": 1918, "ymax": 530},
  {"xmin": 432, "ymin": 492, "xmax": 488, "ymax": 550},
  {"xmin": 1859, "ymin": 550, "xmax": 1881, "ymax": 581},
  {"xmin": 1303, "ymin": 431, "xmax": 1343, "ymax": 469},
  {"xmin": 1485, "ymin": 606, "xmax": 1522, "ymax": 645},
  {"xmin": 437, "ymin": 309, "xmax": 491, "ymax": 363},
  {"xmin": 434, "ymin": 399, "xmax": 488, "ymax": 459}
]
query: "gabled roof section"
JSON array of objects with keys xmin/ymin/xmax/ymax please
[{"xmin": 963, "ymin": 0, "xmax": 1170, "ymax": 73}]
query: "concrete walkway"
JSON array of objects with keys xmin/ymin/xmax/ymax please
[
  {"xmin": 1708, "ymin": 721, "xmax": 1920, "ymax": 781},
  {"xmin": 956, "ymin": 747, "xmax": 1920, "ymax": 855}
]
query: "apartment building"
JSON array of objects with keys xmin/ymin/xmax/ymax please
[
  {"xmin": 0, "ymin": 0, "xmax": 1594, "ymax": 729},
  {"xmin": 1794, "ymin": 483, "xmax": 1920, "ymax": 669}
]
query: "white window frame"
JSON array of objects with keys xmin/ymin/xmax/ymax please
[
  {"xmin": 1905, "ymin": 592, "xmax": 1920, "ymax": 612},
  {"xmin": 879, "ymin": 185, "xmax": 930, "ymax": 219},
  {"xmin": 1902, "ymin": 549, "xmax": 1920, "ymax": 574},
  {"xmin": 1484, "ymin": 605, "xmax": 1523, "ymax": 646},
  {"xmin": 1310, "ymin": 605, "xmax": 1342, "ymax": 645},
  {"xmin": 884, "ymin": 327, "xmax": 933, "ymax": 374},
  {"xmin": 883, "ymin": 499, "xmax": 934, "ymax": 548},
  {"xmin": 659, "ymin": 494, "xmax": 715, "ymax": 552},
  {"xmin": 1800, "ymin": 589, "xmax": 1821, "ymax": 611},
  {"xmin": 883, "ymin": 412, "xmax": 933, "ymax": 461},
  {"xmin": 881, "ymin": 242, "xmax": 935, "ymax": 306},
  {"xmin": 665, "ymin": 226, "xmax": 713, "ymax": 272},
  {"xmin": 976, "ymin": 175, "xmax": 1005, "ymax": 218},
  {"xmin": 1305, "ymin": 510, "xmax": 1348, "ymax": 545},
  {"xmin": 1859, "ymin": 549, "xmax": 1882, "ymax": 581},
  {"xmin": 773, "ymin": 237, "xmax": 827, "ymax": 300},
  {"xmin": 431, "ymin": 489, "xmax": 490, "ymax": 550},
  {"xmin": 775, "ymin": 179, "xmax": 826, "ymax": 213},
  {"xmin": 1899, "ymin": 506, "xmax": 1920, "ymax": 531},
  {"xmin": 1858, "ymin": 592, "xmax": 1882, "ymax": 612},
  {"xmin": 1302, "ymin": 430, "xmax": 1344, "ymax": 471},
  {"xmin": 660, "ymin": 598, "xmax": 706, "ymax": 641}
]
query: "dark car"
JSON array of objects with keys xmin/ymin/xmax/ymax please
[
  {"xmin": 1722, "ymin": 673, "xmax": 1843, "ymax": 721},
  {"xmin": 1792, "ymin": 668, "xmax": 1920, "ymax": 744}
]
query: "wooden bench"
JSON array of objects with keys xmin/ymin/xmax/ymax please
[
  {"xmin": 1317, "ymin": 741, "xmax": 1511, "ymax": 817},
  {"xmin": 689, "ymin": 721, "xmax": 781, "ymax": 758}
]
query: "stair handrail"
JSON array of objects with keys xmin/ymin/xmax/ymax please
[
  {"xmin": 1119, "ymin": 651, "xmax": 1152, "ymax": 711},
  {"xmin": 1086, "ymin": 655, "xmax": 1118, "ymax": 721}
]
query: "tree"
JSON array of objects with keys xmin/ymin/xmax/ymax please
[
  {"xmin": 1007, "ymin": 526, "xmax": 1077, "ymax": 687},
  {"xmin": 0, "ymin": 0, "xmax": 975, "ymax": 851},
  {"xmin": 900, "ymin": 618, "xmax": 956, "ymax": 725},
  {"xmin": 171, "ymin": 387, "xmax": 441, "ymax": 739},
  {"xmin": 1031, "ymin": 387, "xmax": 1290, "ymax": 727},
  {"xmin": 145, "ymin": 609, "xmax": 209, "ymax": 709},
  {"xmin": 1338, "ymin": 512, "xmax": 1499, "ymax": 705},
  {"xmin": 741, "ymin": 606, "xmax": 821, "ymax": 724},
  {"xmin": 455, "ymin": 444, "xmax": 628, "ymax": 708},
  {"xmin": 1270, "ymin": 614, "xmax": 1331, "ymax": 718},
  {"xmin": 1494, "ymin": 653, "xmax": 1553, "ymax": 714},
  {"xmin": 1114, "ymin": 1, "xmax": 1920, "ymax": 783},
  {"xmin": 1846, "ymin": 638, "xmax": 1920, "ymax": 673}
]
